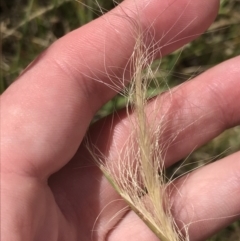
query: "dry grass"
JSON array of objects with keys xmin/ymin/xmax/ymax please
[{"xmin": 1, "ymin": 0, "xmax": 240, "ymax": 240}]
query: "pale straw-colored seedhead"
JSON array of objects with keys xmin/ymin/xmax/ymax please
[
  {"xmin": 84, "ymin": 0, "xmax": 234, "ymax": 240},
  {"xmin": 86, "ymin": 5, "xmax": 190, "ymax": 239}
]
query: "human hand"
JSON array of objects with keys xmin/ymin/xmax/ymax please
[{"xmin": 1, "ymin": 0, "xmax": 239, "ymax": 240}]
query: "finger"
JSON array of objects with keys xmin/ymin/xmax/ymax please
[
  {"xmin": 108, "ymin": 151, "xmax": 240, "ymax": 241},
  {"xmin": 171, "ymin": 151, "xmax": 240, "ymax": 241},
  {"xmin": 89, "ymin": 56, "xmax": 240, "ymax": 168},
  {"xmin": 1, "ymin": 0, "xmax": 219, "ymax": 179}
]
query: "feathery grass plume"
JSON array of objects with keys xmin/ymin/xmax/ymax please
[{"xmin": 87, "ymin": 2, "xmax": 190, "ymax": 240}]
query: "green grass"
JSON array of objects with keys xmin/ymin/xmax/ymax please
[{"xmin": 1, "ymin": 0, "xmax": 240, "ymax": 240}]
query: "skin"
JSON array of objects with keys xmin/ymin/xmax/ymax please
[{"xmin": 1, "ymin": 0, "xmax": 240, "ymax": 240}]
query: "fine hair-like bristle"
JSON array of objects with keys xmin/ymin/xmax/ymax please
[{"xmin": 87, "ymin": 6, "xmax": 189, "ymax": 240}]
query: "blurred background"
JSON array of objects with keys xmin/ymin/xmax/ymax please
[{"xmin": 1, "ymin": 0, "xmax": 240, "ymax": 240}]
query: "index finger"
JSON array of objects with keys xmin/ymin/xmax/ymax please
[{"xmin": 1, "ymin": 0, "xmax": 219, "ymax": 179}]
